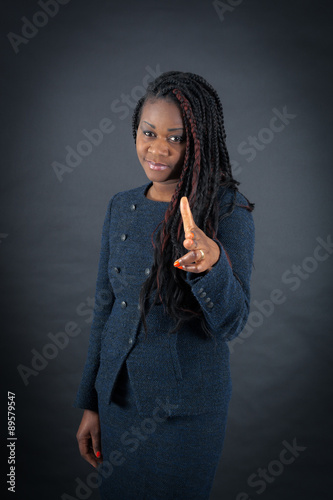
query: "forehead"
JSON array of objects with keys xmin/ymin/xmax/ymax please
[{"xmin": 140, "ymin": 98, "xmax": 184, "ymax": 126}]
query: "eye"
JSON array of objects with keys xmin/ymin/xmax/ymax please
[
  {"xmin": 143, "ymin": 130, "xmax": 155, "ymax": 137},
  {"xmin": 169, "ymin": 136, "xmax": 185, "ymax": 143}
]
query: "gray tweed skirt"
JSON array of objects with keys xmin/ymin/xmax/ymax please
[{"xmin": 96, "ymin": 359, "xmax": 228, "ymax": 499}]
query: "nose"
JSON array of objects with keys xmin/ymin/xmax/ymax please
[{"xmin": 148, "ymin": 138, "xmax": 169, "ymax": 156}]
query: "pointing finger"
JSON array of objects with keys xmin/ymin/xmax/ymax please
[{"xmin": 180, "ymin": 197, "xmax": 196, "ymax": 234}]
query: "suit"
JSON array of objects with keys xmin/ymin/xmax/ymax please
[{"xmin": 73, "ymin": 181, "xmax": 255, "ymax": 418}]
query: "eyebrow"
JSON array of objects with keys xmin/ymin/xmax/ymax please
[{"xmin": 142, "ymin": 121, "xmax": 184, "ymax": 132}]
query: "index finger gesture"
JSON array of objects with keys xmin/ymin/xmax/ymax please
[{"xmin": 180, "ymin": 196, "xmax": 196, "ymax": 238}]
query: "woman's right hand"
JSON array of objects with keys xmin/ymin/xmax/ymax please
[{"xmin": 76, "ymin": 409, "xmax": 103, "ymax": 468}]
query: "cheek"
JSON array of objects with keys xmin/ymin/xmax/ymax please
[{"xmin": 136, "ymin": 138, "xmax": 145, "ymax": 157}]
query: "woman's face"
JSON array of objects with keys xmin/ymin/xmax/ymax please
[{"xmin": 136, "ymin": 98, "xmax": 186, "ymax": 185}]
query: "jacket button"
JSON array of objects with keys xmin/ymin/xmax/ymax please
[
  {"xmin": 120, "ymin": 234, "xmax": 127, "ymax": 241},
  {"xmin": 199, "ymin": 291, "xmax": 207, "ymax": 298},
  {"xmin": 204, "ymin": 297, "xmax": 211, "ymax": 303},
  {"xmin": 121, "ymin": 301, "xmax": 127, "ymax": 309},
  {"xmin": 130, "ymin": 204, "xmax": 136, "ymax": 211},
  {"xmin": 144, "ymin": 268, "xmax": 151, "ymax": 276},
  {"xmin": 128, "ymin": 338, "xmax": 134, "ymax": 345},
  {"xmin": 198, "ymin": 288, "xmax": 204, "ymax": 294},
  {"xmin": 113, "ymin": 267, "xmax": 120, "ymax": 273},
  {"xmin": 207, "ymin": 302, "xmax": 214, "ymax": 308}
]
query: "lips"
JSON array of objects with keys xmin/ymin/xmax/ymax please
[{"xmin": 146, "ymin": 160, "xmax": 169, "ymax": 171}]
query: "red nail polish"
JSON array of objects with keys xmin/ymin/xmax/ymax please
[
  {"xmin": 174, "ymin": 261, "xmax": 180, "ymax": 267},
  {"xmin": 96, "ymin": 451, "xmax": 101, "ymax": 458}
]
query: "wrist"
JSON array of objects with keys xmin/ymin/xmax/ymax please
[{"xmin": 207, "ymin": 242, "xmax": 220, "ymax": 271}]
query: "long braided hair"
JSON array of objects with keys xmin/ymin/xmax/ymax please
[{"xmin": 132, "ymin": 71, "xmax": 254, "ymax": 340}]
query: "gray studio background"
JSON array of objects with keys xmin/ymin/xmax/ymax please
[{"xmin": 1, "ymin": 0, "xmax": 332, "ymax": 498}]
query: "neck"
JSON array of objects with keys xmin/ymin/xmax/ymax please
[{"xmin": 147, "ymin": 181, "xmax": 178, "ymax": 202}]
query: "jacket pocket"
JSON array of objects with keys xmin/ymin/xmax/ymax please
[{"xmin": 168, "ymin": 334, "xmax": 183, "ymax": 382}]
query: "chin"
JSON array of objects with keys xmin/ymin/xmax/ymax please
[{"xmin": 144, "ymin": 168, "xmax": 170, "ymax": 180}]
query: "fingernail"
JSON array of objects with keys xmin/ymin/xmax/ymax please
[
  {"xmin": 189, "ymin": 232, "xmax": 194, "ymax": 239},
  {"xmin": 174, "ymin": 261, "xmax": 180, "ymax": 267},
  {"xmin": 96, "ymin": 451, "xmax": 101, "ymax": 458}
]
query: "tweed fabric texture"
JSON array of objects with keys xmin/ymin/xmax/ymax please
[
  {"xmin": 97, "ymin": 359, "xmax": 228, "ymax": 499},
  {"xmin": 73, "ymin": 181, "xmax": 255, "ymax": 417}
]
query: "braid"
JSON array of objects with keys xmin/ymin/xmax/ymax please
[{"xmin": 132, "ymin": 71, "xmax": 254, "ymax": 342}]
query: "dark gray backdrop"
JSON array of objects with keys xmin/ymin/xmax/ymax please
[{"xmin": 1, "ymin": 0, "xmax": 332, "ymax": 498}]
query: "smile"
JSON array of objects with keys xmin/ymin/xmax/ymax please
[{"xmin": 146, "ymin": 160, "xmax": 169, "ymax": 171}]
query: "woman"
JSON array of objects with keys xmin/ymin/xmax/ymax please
[{"xmin": 74, "ymin": 71, "xmax": 255, "ymax": 499}]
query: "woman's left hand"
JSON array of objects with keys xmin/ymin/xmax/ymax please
[{"xmin": 173, "ymin": 197, "xmax": 220, "ymax": 273}]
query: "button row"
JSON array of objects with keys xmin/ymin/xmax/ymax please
[
  {"xmin": 122, "ymin": 202, "xmax": 136, "ymax": 241},
  {"xmin": 112, "ymin": 266, "xmax": 150, "ymax": 276},
  {"xmin": 120, "ymin": 301, "xmax": 146, "ymax": 311},
  {"xmin": 198, "ymin": 287, "xmax": 214, "ymax": 308}
]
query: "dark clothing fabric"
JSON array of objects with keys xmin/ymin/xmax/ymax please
[
  {"xmin": 73, "ymin": 181, "xmax": 255, "ymax": 498},
  {"xmin": 97, "ymin": 358, "xmax": 228, "ymax": 499},
  {"xmin": 74, "ymin": 181, "xmax": 255, "ymax": 417}
]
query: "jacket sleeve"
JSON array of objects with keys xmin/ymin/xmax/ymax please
[
  {"xmin": 184, "ymin": 191, "xmax": 255, "ymax": 342},
  {"xmin": 73, "ymin": 194, "xmax": 116, "ymax": 411}
]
